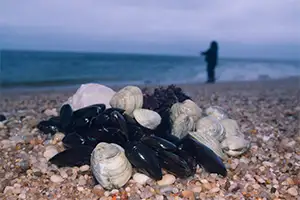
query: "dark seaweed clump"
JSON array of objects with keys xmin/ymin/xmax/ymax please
[{"xmin": 142, "ymin": 85, "xmax": 192, "ymax": 136}]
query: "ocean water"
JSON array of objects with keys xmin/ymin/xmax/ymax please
[{"xmin": 1, "ymin": 50, "xmax": 299, "ymax": 89}]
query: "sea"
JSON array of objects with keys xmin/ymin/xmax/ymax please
[{"xmin": 1, "ymin": 50, "xmax": 299, "ymax": 90}]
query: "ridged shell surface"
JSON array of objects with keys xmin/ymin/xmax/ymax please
[
  {"xmin": 170, "ymin": 100, "xmax": 202, "ymax": 122},
  {"xmin": 220, "ymin": 119, "xmax": 241, "ymax": 137},
  {"xmin": 205, "ymin": 106, "xmax": 228, "ymax": 121},
  {"xmin": 195, "ymin": 116, "xmax": 225, "ymax": 142},
  {"xmin": 90, "ymin": 142, "xmax": 132, "ymax": 190},
  {"xmin": 188, "ymin": 131, "xmax": 227, "ymax": 159},
  {"xmin": 171, "ymin": 114, "xmax": 195, "ymax": 139},
  {"xmin": 221, "ymin": 135, "xmax": 250, "ymax": 157},
  {"xmin": 109, "ymin": 86, "xmax": 143, "ymax": 116},
  {"xmin": 133, "ymin": 108, "xmax": 162, "ymax": 130}
]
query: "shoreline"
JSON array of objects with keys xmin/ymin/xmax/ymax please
[{"xmin": 1, "ymin": 76, "xmax": 299, "ymax": 96}]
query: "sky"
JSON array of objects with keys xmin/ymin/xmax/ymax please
[{"xmin": 0, "ymin": 0, "xmax": 299, "ymax": 59}]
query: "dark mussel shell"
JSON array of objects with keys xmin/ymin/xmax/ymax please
[
  {"xmin": 59, "ymin": 104, "xmax": 73, "ymax": 130},
  {"xmin": 156, "ymin": 150, "xmax": 193, "ymax": 178},
  {"xmin": 72, "ymin": 104, "xmax": 106, "ymax": 129},
  {"xmin": 124, "ymin": 141, "xmax": 162, "ymax": 180},
  {"xmin": 78, "ymin": 127, "xmax": 128, "ymax": 147},
  {"xmin": 49, "ymin": 145, "xmax": 94, "ymax": 167},
  {"xmin": 91, "ymin": 111, "xmax": 128, "ymax": 140},
  {"xmin": 141, "ymin": 135, "xmax": 177, "ymax": 152},
  {"xmin": 62, "ymin": 132, "xmax": 94, "ymax": 149},
  {"xmin": 175, "ymin": 148, "xmax": 197, "ymax": 177},
  {"xmin": 127, "ymin": 124, "xmax": 146, "ymax": 141},
  {"xmin": 158, "ymin": 133, "xmax": 181, "ymax": 146},
  {"xmin": 37, "ymin": 116, "xmax": 62, "ymax": 135},
  {"xmin": 72, "ymin": 104, "xmax": 106, "ymax": 118},
  {"xmin": 178, "ymin": 135, "xmax": 227, "ymax": 177}
]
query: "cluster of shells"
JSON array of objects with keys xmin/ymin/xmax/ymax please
[
  {"xmin": 174, "ymin": 105, "xmax": 251, "ymax": 160},
  {"xmin": 66, "ymin": 83, "xmax": 251, "ymax": 190}
]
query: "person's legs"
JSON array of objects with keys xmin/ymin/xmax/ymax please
[{"xmin": 207, "ymin": 64, "xmax": 214, "ymax": 83}]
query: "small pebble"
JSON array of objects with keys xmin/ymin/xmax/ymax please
[
  {"xmin": 93, "ymin": 185, "xmax": 105, "ymax": 196},
  {"xmin": 209, "ymin": 187, "xmax": 220, "ymax": 193},
  {"xmin": 43, "ymin": 146, "xmax": 58, "ymax": 160},
  {"xmin": 50, "ymin": 175, "xmax": 64, "ymax": 183},
  {"xmin": 182, "ymin": 190, "xmax": 195, "ymax": 200},
  {"xmin": 133, "ymin": 173, "xmax": 150, "ymax": 185},
  {"xmin": 157, "ymin": 174, "xmax": 176, "ymax": 186},
  {"xmin": 44, "ymin": 108, "xmax": 58, "ymax": 116},
  {"xmin": 79, "ymin": 165, "xmax": 90, "ymax": 172},
  {"xmin": 287, "ymin": 187, "xmax": 298, "ymax": 196}
]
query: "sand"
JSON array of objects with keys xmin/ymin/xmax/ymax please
[{"xmin": 0, "ymin": 77, "xmax": 299, "ymax": 200}]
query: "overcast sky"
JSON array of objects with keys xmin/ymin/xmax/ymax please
[{"xmin": 0, "ymin": 0, "xmax": 299, "ymax": 59}]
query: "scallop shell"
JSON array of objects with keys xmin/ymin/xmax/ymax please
[
  {"xmin": 133, "ymin": 108, "xmax": 161, "ymax": 130},
  {"xmin": 220, "ymin": 119, "xmax": 241, "ymax": 137},
  {"xmin": 109, "ymin": 86, "xmax": 143, "ymax": 116},
  {"xmin": 221, "ymin": 135, "xmax": 251, "ymax": 157},
  {"xmin": 195, "ymin": 116, "xmax": 225, "ymax": 142},
  {"xmin": 188, "ymin": 131, "xmax": 227, "ymax": 159},
  {"xmin": 205, "ymin": 106, "xmax": 228, "ymax": 121},
  {"xmin": 170, "ymin": 99, "xmax": 202, "ymax": 122},
  {"xmin": 171, "ymin": 114, "xmax": 195, "ymax": 139},
  {"xmin": 90, "ymin": 142, "xmax": 132, "ymax": 190}
]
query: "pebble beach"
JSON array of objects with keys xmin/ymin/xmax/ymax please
[{"xmin": 0, "ymin": 77, "xmax": 299, "ymax": 200}]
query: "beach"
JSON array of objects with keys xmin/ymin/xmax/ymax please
[{"xmin": 0, "ymin": 77, "xmax": 299, "ymax": 200}]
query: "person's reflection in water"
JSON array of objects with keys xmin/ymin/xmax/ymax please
[{"xmin": 201, "ymin": 41, "xmax": 219, "ymax": 83}]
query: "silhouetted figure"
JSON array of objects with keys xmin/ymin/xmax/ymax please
[{"xmin": 201, "ymin": 41, "xmax": 219, "ymax": 83}]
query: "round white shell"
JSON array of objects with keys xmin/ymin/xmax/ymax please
[
  {"xmin": 90, "ymin": 142, "xmax": 132, "ymax": 190},
  {"xmin": 171, "ymin": 114, "xmax": 195, "ymax": 139},
  {"xmin": 220, "ymin": 118, "xmax": 242, "ymax": 137},
  {"xmin": 205, "ymin": 106, "xmax": 228, "ymax": 121},
  {"xmin": 133, "ymin": 109, "xmax": 161, "ymax": 130},
  {"xmin": 64, "ymin": 83, "xmax": 116, "ymax": 110},
  {"xmin": 189, "ymin": 131, "xmax": 227, "ymax": 160},
  {"xmin": 170, "ymin": 100, "xmax": 202, "ymax": 122},
  {"xmin": 109, "ymin": 86, "xmax": 143, "ymax": 116},
  {"xmin": 221, "ymin": 135, "xmax": 251, "ymax": 157},
  {"xmin": 195, "ymin": 116, "xmax": 225, "ymax": 142}
]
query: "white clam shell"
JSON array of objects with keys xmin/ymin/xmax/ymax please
[
  {"xmin": 90, "ymin": 142, "xmax": 132, "ymax": 190},
  {"xmin": 195, "ymin": 116, "xmax": 225, "ymax": 142},
  {"xmin": 220, "ymin": 119, "xmax": 241, "ymax": 137},
  {"xmin": 65, "ymin": 83, "xmax": 116, "ymax": 110},
  {"xmin": 133, "ymin": 109, "xmax": 161, "ymax": 130},
  {"xmin": 221, "ymin": 135, "xmax": 251, "ymax": 157},
  {"xmin": 188, "ymin": 131, "xmax": 227, "ymax": 159},
  {"xmin": 205, "ymin": 106, "xmax": 228, "ymax": 121},
  {"xmin": 171, "ymin": 114, "xmax": 195, "ymax": 139},
  {"xmin": 170, "ymin": 100, "xmax": 202, "ymax": 122},
  {"xmin": 109, "ymin": 86, "xmax": 143, "ymax": 116}
]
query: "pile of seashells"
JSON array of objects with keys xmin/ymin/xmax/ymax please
[{"xmin": 38, "ymin": 83, "xmax": 251, "ymax": 190}]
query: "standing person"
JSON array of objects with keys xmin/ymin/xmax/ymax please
[{"xmin": 201, "ymin": 41, "xmax": 219, "ymax": 83}]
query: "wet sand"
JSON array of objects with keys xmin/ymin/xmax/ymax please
[{"xmin": 0, "ymin": 77, "xmax": 299, "ymax": 199}]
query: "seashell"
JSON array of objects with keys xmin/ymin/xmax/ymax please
[
  {"xmin": 133, "ymin": 109, "xmax": 161, "ymax": 130},
  {"xmin": 64, "ymin": 83, "xmax": 116, "ymax": 110},
  {"xmin": 109, "ymin": 86, "xmax": 143, "ymax": 116},
  {"xmin": 170, "ymin": 100, "xmax": 202, "ymax": 122},
  {"xmin": 90, "ymin": 142, "xmax": 132, "ymax": 190},
  {"xmin": 195, "ymin": 116, "xmax": 225, "ymax": 142},
  {"xmin": 188, "ymin": 131, "xmax": 227, "ymax": 159},
  {"xmin": 171, "ymin": 114, "xmax": 195, "ymax": 139},
  {"xmin": 205, "ymin": 106, "xmax": 228, "ymax": 121},
  {"xmin": 220, "ymin": 119, "xmax": 241, "ymax": 137},
  {"xmin": 221, "ymin": 135, "xmax": 250, "ymax": 157}
]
